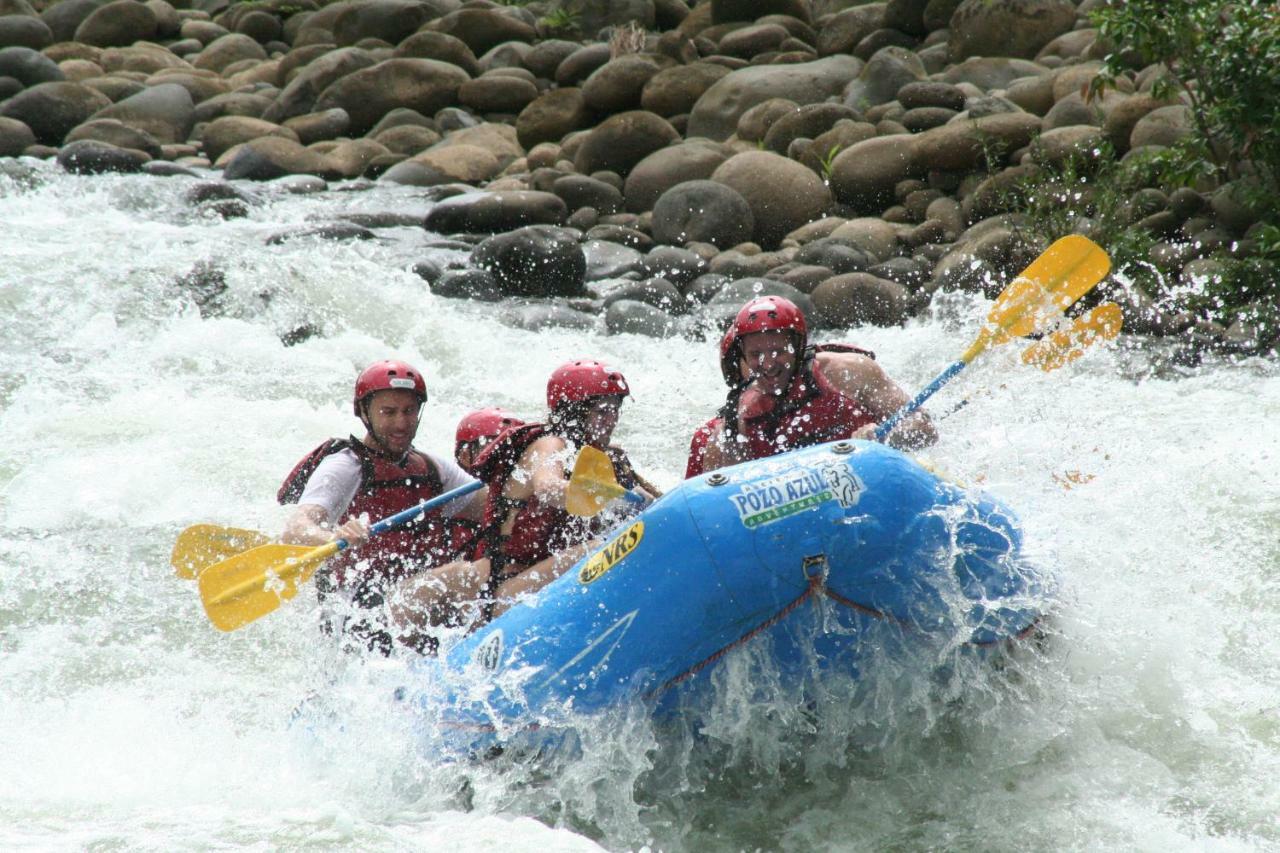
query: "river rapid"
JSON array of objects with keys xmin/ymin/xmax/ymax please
[{"xmin": 1, "ymin": 164, "xmax": 1278, "ymax": 852}]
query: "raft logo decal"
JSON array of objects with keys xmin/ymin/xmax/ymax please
[
  {"xmin": 729, "ymin": 465, "xmax": 865, "ymax": 528},
  {"xmin": 819, "ymin": 460, "xmax": 864, "ymax": 508},
  {"xmin": 474, "ymin": 630, "xmax": 503, "ymax": 672},
  {"xmin": 579, "ymin": 521, "xmax": 644, "ymax": 584}
]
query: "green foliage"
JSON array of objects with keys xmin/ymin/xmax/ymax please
[
  {"xmin": 1090, "ymin": 0, "xmax": 1280, "ymax": 199},
  {"xmin": 1006, "ymin": 141, "xmax": 1159, "ymax": 276},
  {"xmin": 539, "ymin": 5, "xmax": 581, "ymax": 33},
  {"xmin": 1006, "ymin": 141, "xmax": 1279, "ymax": 333},
  {"xmin": 818, "ymin": 144, "xmax": 843, "ymax": 182}
]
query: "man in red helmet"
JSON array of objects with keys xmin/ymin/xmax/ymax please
[
  {"xmin": 392, "ymin": 359, "xmax": 658, "ymax": 639},
  {"xmin": 454, "ymin": 407, "xmax": 525, "ymax": 477},
  {"xmin": 277, "ymin": 359, "xmax": 488, "ymax": 654},
  {"xmin": 686, "ymin": 296, "xmax": 936, "ymax": 477}
]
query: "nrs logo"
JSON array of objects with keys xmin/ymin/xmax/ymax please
[{"xmin": 579, "ymin": 521, "xmax": 644, "ymax": 584}]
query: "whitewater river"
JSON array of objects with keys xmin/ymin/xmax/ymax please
[{"xmin": 1, "ymin": 164, "xmax": 1278, "ymax": 852}]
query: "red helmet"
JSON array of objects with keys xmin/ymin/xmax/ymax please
[
  {"xmin": 353, "ymin": 359, "xmax": 427, "ymax": 416},
  {"xmin": 720, "ymin": 296, "xmax": 808, "ymax": 385},
  {"xmin": 546, "ymin": 359, "xmax": 630, "ymax": 410},
  {"xmin": 455, "ymin": 407, "xmax": 524, "ymax": 447}
]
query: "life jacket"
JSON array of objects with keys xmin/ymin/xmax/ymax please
[
  {"xmin": 717, "ymin": 343, "xmax": 878, "ymax": 463},
  {"xmin": 277, "ymin": 437, "xmax": 453, "ymax": 592},
  {"xmin": 684, "ymin": 417, "xmax": 719, "ymax": 479},
  {"xmin": 471, "ymin": 422, "xmax": 637, "ymax": 581}
]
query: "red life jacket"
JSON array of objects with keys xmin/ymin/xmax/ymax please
[
  {"xmin": 471, "ymin": 422, "xmax": 637, "ymax": 579},
  {"xmin": 278, "ymin": 437, "xmax": 453, "ymax": 591},
  {"xmin": 713, "ymin": 343, "xmax": 878, "ymax": 465},
  {"xmin": 684, "ymin": 417, "xmax": 719, "ymax": 479}
]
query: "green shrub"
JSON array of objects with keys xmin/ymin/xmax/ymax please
[{"xmin": 1090, "ymin": 0, "xmax": 1280, "ymax": 198}]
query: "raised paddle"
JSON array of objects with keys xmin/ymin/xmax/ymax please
[
  {"xmin": 565, "ymin": 446, "xmax": 648, "ymax": 517},
  {"xmin": 1021, "ymin": 302, "xmax": 1123, "ymax": 372},
  {"xmin": 936, "ymin": 304, "xmax": 1124, "ymax": 420},
  {"xmin": 873, "ymin": 235, "xmax": 1111, "ymax": 441},
  {"xmin": 198, "ymin": 480, "xmax": 484, "ymax": 632},
  {"xmin": 171, "ymin": 524, "xmax": 271, "ymax": 579}
]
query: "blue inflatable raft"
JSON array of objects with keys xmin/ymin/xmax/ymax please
[{"xmin": 404, "ymin": 439, "xmax": 1049, "ymax": 756}]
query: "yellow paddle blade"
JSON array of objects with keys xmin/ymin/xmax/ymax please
[
  {"xmin": 171, "ymin": 524, "xmax": 271, "ymax": 579},
  {"xmin": 1022, "ymin": 302, "xmax": 1123, "ymax": 372},
  {"xmin": 565, "ymin": 446, "xmax": 628, "ymax": 517},
  {"xmin": 963, "ymin": 235, "xmax": 1111, "ymax": 363},
  {"xmin": 197, "ymin": 541, "xmax": 339, "ymax": 632}
]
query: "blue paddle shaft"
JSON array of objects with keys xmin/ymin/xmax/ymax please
[
  {"xmin": 334, "ymin": 479, "xmax": 484, "ymax": 552},
  {"xmin": 873, "ymin": 360, "xmax": 965, "ymax": 441}
]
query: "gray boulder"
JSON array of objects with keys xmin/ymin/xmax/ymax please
[
  {"xmin": 0, "ymin": 114, "xmax": 35, "ymax": 155},
  {"xmin": 424, "ymin": 190, "xmax": 568, "ymax": 233},
  {"xmin": 502, "ymin": 303, "xmax": 598, "ymax": 332},
  {"xmin": 606, "ymin": 299, "xmax": 679, "ymax": 337},
  {"xmin": 431, "ymin": 268, "xmax": 503, "ymax": 301},
  {"xmin": 74, "ymin": 0, "xmax": 156, "ymax": 47},
  {"xmin": 0, "ymin": 14, "xmax": 52, "ymax": 49},
  {"xmin": 623, "ymin": 140, "xmax": 729, "ymax": 213},
  {"xmin": 40, "ymin": 0, "xmax": 109, "ymax": 43},
  {"xmin": 222, "ymin": 137, "xmax": 339, "ymax": 181},
  {"xmin": 313, "ymin": 59, "xmax": 468, "ymax": 136},
  {"xmin": 262, "ymin": 47, "xmax": 377, "ymax": 124},
  {"xmin": 0, "ymin": 81, "xmax": 110, "ymax": 145},
  {"xmin": 811, "ymin": 272, "xmax": 910, "ymax": 327},
  {"xmin": 90, "ymin": 82, "xmax": 195, "ymax": 146},
  {"xmin": 843, "ymin": 46, "xmax": 925, "ymax": 110},
  {"xmin": 651, "ymin": 179, "xmax": 754, "ymax": 248},
  {"xmin": 640, "ymin": 61, "xmax": 730, "ymax": 117},
  {"xmin": 686, "ymin": 54, "xmax": 861, "ymax": 140},
  {"xmin": 711, "ymin": 150, "xmax": 831, "ymax": 248},
  {"xmin": 515, "ymin": 87, "xmax": 592, "ymax": 149},
  {"xmin": 583, "ymin": 239, "xmax": 646, "ymax": 280},
  {"xmin": 473, "ymin": 224, "xmax": 587, "ymax": 297},
  {"xmin": 56, "ymin": 138, "xmax": 149, "ymax": 174},
  {"xmin": 573, "ymin": 110, "xmax": 680, "ymax": 177},
  {"xmin": 394, "ymin": 31, "xmax": 480, "ymax": 77},
  {"xmin": 65, "ymin": 117, "xmax": 162, "ymax": 158},
  {"xmin": 424, "ymin": 8, "xmax": 536, "ymax": 57},
  {"xmin": 949, "ymin": 0, "xmax": 1078, "ymax": 61},
  {"xmin": 332, "ymin": 0, "xmax": 438, "ymax": 47},
  {"xmin": 582, "ymin": 54, "xmax": 663, "ymax": 114},
  {"xmin": 0, "ymin": 45, "xmax": 63, "ymax": 86}
]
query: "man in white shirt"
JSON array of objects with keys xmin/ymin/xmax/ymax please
[{"xmin": 277, "ymin": 359, "xmax": 487, "ymax": 654}]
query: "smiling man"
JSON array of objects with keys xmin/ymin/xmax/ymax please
[
  {"xmin": 685, "ymin": 296, "xmax": 937, "ymax": 478},
  {"xmin": 277, "ymin": 359, "xmax": 487, "ymax": 653}
]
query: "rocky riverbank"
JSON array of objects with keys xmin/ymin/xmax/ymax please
[{"xmin": 0, "ymin": 0, "xmax": 1274, "ymax": 355}]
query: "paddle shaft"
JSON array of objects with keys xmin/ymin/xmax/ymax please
[
  {"xmin": 357, "ymin": 479, "xmax": 483, "ymax": 544},
  {"xmin": 205, "ymin": 479, "xmax": 484, "ymax": 606},
  {"xmin": 873, "ymin": 360, "xmax": 964, "ymax": 442}
]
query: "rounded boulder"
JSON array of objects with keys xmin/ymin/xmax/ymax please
[
  {"xmin": 711, "ymin": 150, "xmax": 831, "ymax": 249},
  {"xmin": 810, "ymin": 272, "xmax": 911, "ymax": 328},
  {"xmin": 573, "ymin": 110, "xmax": 680, "ymax": 178},
  {"xmin": 313, "ymin": 58, "xmax": 469, "ymax": 137},
  {"xmin": 472, "ymin": 224, "xmax": 586, "ymax": 298},
  {"xmin": 651, "ymin": 179, "xmax": 754, "ymax": 248},
  {"xmin": 0, "ymin": 80, "xmax": 110, "ymax": 145}
]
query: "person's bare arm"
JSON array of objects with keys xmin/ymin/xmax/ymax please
[
  {"xmin": 526, "ymin": 435, "xmax": 573, "ymax": 509},
  {"xmin": 820, "ymin": 352, "xmax": 937, "ymax": 450},
  {"xmin": 697, "ymin": 421, "xmax": 748, "ymax": 473},
  {"xmin": 281, "ymin": 504, "xmax": 369, "ymax": 547}
]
